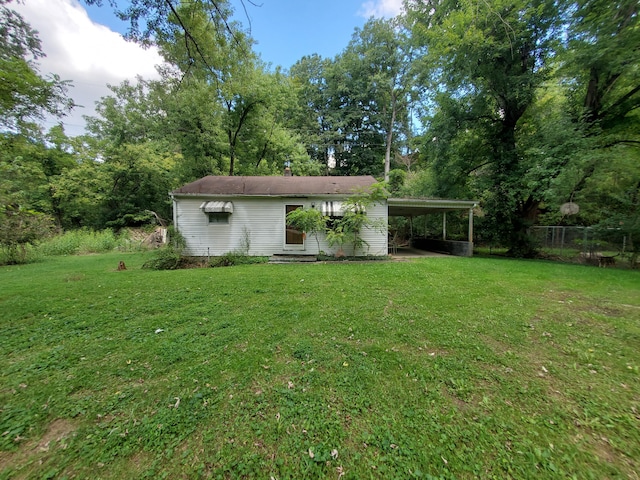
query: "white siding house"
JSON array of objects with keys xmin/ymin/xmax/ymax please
[{"xmin": 170, "ymin": 175, "xmax": 388, "ymax": 257}]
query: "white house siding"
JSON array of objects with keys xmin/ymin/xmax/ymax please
[{"xmin": 173, "ymin": 196, "xmax": 388, "ymax": 257}]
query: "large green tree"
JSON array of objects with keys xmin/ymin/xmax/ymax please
[
  {"xmin": 290, "ymin": 54, "xmax": 340, "ymax": 173},
  {"xmin": 290, "ymin": 19, "xmax": 411, "ymax": 178},
  {"xmin": 335, "ymin": 18, "xmax": 411, "ymax": 180},
  {"xmin": 0, "ymin": 0, "xmax": 74, "ymax": 132},
  {"xmin": 561, "ymin": 0, "xmax": 640, "ymax": 202},
  {"xmin": 0, "ymin": 1, "xmax": 76, "ymax": 261},
  {"xmin": 153, "ymin": 0, "xmax": 311, "ymax": 176},
  {"xmin": 407, "ymin": 0, "xmax": 564, "ymax": 255}
]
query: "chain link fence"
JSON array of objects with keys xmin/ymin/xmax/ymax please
[{"xmin": 528, "ymin": 226, "xmax": 637, "ymax": 267}]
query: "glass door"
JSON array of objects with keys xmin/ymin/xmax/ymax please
[{"xmin": 285, "ymin": 205, "xmax": 304, "ymax": 248}]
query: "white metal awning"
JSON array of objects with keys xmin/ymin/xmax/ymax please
[
  {"xmin": 200, "ymin": 201, "xmax": 233, "ymax": 213},
  {"xmin": 321, "ymin": 201, "xmax": 365, "ymax": 217}
]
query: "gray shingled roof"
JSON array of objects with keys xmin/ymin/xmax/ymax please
[{"xmin": 171, "ymin": 176, "xmax": 378, "ymax": 196}]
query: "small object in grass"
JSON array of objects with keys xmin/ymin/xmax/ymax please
[
  {"xmin": 343, "ymin": 362, "xmax": 349, "ymax": 367},
  {"xmin": 308, "ymin": 448, "xmax": 314, "ymax": 459},
  {"xmin": 155, "ymin": 328, "xmax": 164, "ymax": 334},
  {"xmin": 117, "ymin": 261, "xmax": 126, "ymax": 271},
  {"xmin": 331, "ymin": 449, "xmax": 338, "ymax": 459}
]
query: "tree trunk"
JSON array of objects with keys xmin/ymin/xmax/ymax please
[{"xmin": 384, "ymin": 91, "xmax": 397, "ymax": 183}]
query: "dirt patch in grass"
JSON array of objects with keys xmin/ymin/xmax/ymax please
[
  {"xmin": 35, "ymin": 418, "xmax": 77, "ymax": 452},
  {"xmin": 477, "ymin": 334, "xmax": 513, "ymax": 355},
  {"xmin": 0, "ymin": 418, "xmax": 79, "ymax": 475},
  {"xmin": 540, "ymin": 289, "xmax": 626, "ymax": 319}
]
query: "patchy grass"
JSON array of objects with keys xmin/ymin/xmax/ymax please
[{"xmin": 1, "ymin": 253, "xmax": 639, "ymax": 479}]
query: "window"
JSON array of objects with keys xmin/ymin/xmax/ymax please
[
  {"xmin": 208, "ymin": 212, "xmax": 230, "ymax": 224},
  {"xmin": 201, "ymin": 201, "xmax": 233, "ymax": 225}
]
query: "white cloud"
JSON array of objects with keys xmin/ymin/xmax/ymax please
[
  {"xmin": 13, "ymin": 0, "xmax": 163, "ymax": 136},
  {"xmin": 359, "ymin": 0, "xmax": 405, "ymax": 18}
]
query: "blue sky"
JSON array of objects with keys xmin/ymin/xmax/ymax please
[
  {"xmin": 16, "ymin": 0, "xmax": 402, "ymax": 135},
  {"xmin": 234, "ymin": 0, "xmax": 370, "ymax": 68}
]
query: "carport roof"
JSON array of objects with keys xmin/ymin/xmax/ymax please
[{"xmin": 388, "ymin": 197, "xmax": 477, "ymax": 216}]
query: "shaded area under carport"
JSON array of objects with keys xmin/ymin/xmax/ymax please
[
  {"xmin": 388, "ymin": 197, "xmax": 478, "ymax": 257},
  {"xmin": 390, "ymin": 246, "xmax": 450, "ymax": 260}
]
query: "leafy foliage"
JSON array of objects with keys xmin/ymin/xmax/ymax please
[
  {"xmin": 0, "ymin": 1, "xmax": 74, "ymax": 131},
  {"xmin": 285, "ymin": 207, "xmax": 326, "ymax": 252},
  {"xmin": 326, "ymin": 183, "xmax": 389, "ymax": 256},
  {"xmin": 209, "ymin": 252, "xmax": 268, "ymax": 267},
  {"xmin": 142, "ymin": 227, "xmax": 185, "ymax": 270}
]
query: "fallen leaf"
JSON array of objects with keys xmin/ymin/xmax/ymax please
[{"xmin": 308, "ymin": 448, "xmax": 314, "ymax": 459}]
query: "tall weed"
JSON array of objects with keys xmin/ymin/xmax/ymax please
[
  {"xmin": 0, "ymin": 243, "xmax": 41, "ymax": 265},
  {"xmin": 37, "ymin": 229, "xmax": 130, "ymax": 256}
]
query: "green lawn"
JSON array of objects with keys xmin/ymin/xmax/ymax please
[{"xmin": 1, "ymin": 253, "xmax": 639, "ymax": 479}]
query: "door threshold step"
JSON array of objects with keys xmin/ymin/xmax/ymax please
[{"xmin": 269, "ymin": 254, "xmax": 317, "ymax": 263}]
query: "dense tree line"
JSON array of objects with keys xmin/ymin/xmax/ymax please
[{"xmin": 1, "ymin": 0, "xmax": 638, "ymax": 259}]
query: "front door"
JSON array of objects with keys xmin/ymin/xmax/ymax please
[{"xmin": 285, "ymin": 204, "xmax": 304, "ymax": 249}]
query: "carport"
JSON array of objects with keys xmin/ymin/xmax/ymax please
[{"xmin": 388, "ymin": 198, "xmax": 478, "ymax": 257}]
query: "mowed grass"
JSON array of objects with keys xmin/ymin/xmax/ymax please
[{"xmin": 1, "ymin": 253, "xmax": 639, "ymax": 479}]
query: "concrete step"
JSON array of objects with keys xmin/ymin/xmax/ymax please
[{"xmin": 269, "ymin": 254, "xmax": 317, "ymax": 264}]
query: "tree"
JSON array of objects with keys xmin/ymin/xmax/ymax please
[
  {"xmin": 0, "ymin": 2, "xmax": 75, "ymax": 261},
  {"xmin": 559, "ymin": 0, "xmax": 640, "ymax": 207},
  {"xmin": 326, "ymin": 183, "xmax": 388, "ymax": 256},
  {"xmin": 568, "ymin": 0, "xmax": 639, "ymax": 131},
  {"xmin": 321, "ymin": 19, "xmax": 411, "ymax": 177},
  {"xmin": 342, "ymin": 19, "xmax": 411, "ymax": 181},
  {"xmin": 289, "ymin": 54, "xmax": 337, "ymax": 172},
  {"xmin": 406, "ymin": 0, "xmax": 564, "ymax": 256},
  {"xmin": 0, "ymin": 0, "xmax": 74, "ymax": 132},
  {"xmin": 82, "ymin": 0, "xmax": 247, "ymax": 55},
  {"xmin": 153, "ymin": 0, "xmax": 310, "ymax": 176}
]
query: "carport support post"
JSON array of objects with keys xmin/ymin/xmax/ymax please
[
  {"xmin": 468, "ymin": 208, "xmax": 474, "ymax": 244},
  {"xmin": 442, "ymin": 212, "xmax": 447, "ymax": 240}
]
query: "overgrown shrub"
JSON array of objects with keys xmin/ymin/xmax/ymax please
[
  {"xmin": 0, "ymin": 208, "xmax": 55, "ymax": 265},
  {"xmin": 142, "ymin": 227, "xmax": 186, "ymax": 270},
  {"xmin": 142, "ymin": 246, "xmax": 184, "ymax": 270},
  {"xmin": 0, "ymin": 243, "xmax": 41, "ymax": 265},
  {"xmin": 210, "ymin": 252, "xmax": 268, "ymax": 267}
]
